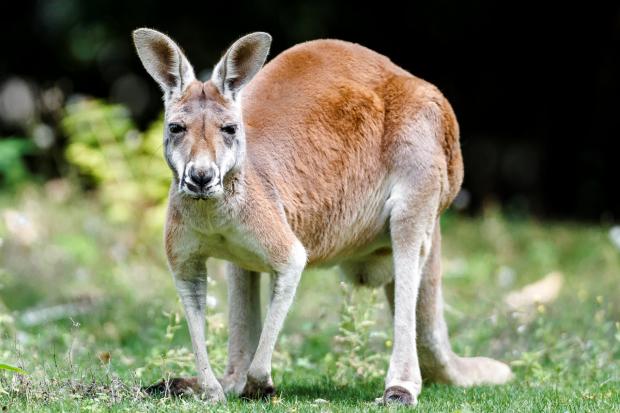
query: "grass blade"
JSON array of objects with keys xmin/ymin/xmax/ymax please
[{"xmin": 0, "ymin": 363, "xmax": 27, "ymax": 375}]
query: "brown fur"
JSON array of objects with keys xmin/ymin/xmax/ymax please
[
  {"xmin": 168, "ymin": 82, "xmax": 233, "ymax": 163},
  {"xmin": 235, "ymin": 39, "xmax": 462, "ymax": 264},
  {"xmin": 164, "ymin": 199, "xmax": 182, "ymax": 267}
]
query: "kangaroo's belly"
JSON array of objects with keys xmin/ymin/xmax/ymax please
[{"xmin": 296, "ymin": 180, "xmax": 395, "ymax": 266}]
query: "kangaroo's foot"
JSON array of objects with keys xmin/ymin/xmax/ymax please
[
  {"xmin": 424, "ymin": 354, "xmax": 514, "ymax": 386},
  {"xmin": 240, "ymin": 374, "xmax": 276, "ymax": 400}
]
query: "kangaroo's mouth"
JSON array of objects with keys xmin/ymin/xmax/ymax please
[
  {"xmin": 179, "ymin": 184, "xmax": 222, "ymax": 199},
  {"xmin": 178, "ymin": 178, "xmax": 223, "ymax": 199}
]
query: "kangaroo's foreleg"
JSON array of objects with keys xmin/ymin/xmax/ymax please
[
  {"xmin": 241, "ymin": 241, "xmax": 307, "ymax": 398},
  {"xmin": 163, "ymin": 210, "xmax": 225, "ymax": 402}
]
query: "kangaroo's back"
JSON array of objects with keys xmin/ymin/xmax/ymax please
[
  {"xmin": 242, "ymin": 39, "xmax": 463, "ymax": 263},
  {"xmin": 243, "ymin": 39, "xmax": 409, "ymax": 153}
]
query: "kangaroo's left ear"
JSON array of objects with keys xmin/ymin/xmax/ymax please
[
  {"xmin": 133, "ymin": 28, "xmax": 196, "ymax": 98},
  {"xmin": 212, "ymin": 32, "xmax": 272, "ymax": 100}
]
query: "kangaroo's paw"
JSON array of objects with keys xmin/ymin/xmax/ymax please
[
  {"xmin": 145, "ymin": 377, "xmax": 200, "ymax": 397},
  {"xmin": 240, "ymin": 374, "xmax": 276, "ymax": 400},
  {"xmin": 145, "ymin": 377, "xmax": 226, "ymax": 402}
]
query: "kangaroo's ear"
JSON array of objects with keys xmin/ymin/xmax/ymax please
[
  {"xmin": 132, "ymin": 28, "xmax": 195, "ymax": 98},
  {"xmin": 212, "ymin": 32, "xmax": 272, "ymax": 100}
]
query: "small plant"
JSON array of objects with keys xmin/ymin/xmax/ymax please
[
  {"xmin": 135, "ymin": 309, "xmax": 195, "ymax": 383},
  {"xmin": 328, "ymin": 282, "xmax": 389, "ymax": 385}
]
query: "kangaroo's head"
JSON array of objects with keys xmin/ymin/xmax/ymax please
[{"xmin": 133, "ymin": 28, "xmax": 271, "ymax": 199}]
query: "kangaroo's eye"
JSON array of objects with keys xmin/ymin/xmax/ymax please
[
  {"xmin": 168, "ymin": 123, "xmax": 185, "ymax": 134},
  {"xmin": 220, "ymin": 124, "xmax": 237, "ymax": 135}
]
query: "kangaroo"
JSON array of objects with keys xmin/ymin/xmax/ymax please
[{"xmin": 133, "ymin": 28, "xmax": 513, "ymax": 405}]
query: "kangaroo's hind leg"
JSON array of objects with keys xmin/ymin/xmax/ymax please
[
  {"xmin": 382, "ymin": 175, "xmax": 441, "ymax": 405},
  {"xmin": 221, "ymin": 265, "xmax": 262, "ymax": 394},
  {"xmin": 386, "ymin": 219, "xmax": 513, "ymax": 386}
]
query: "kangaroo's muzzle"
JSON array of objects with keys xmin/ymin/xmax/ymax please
[{"xmin": 180, "ymin": 162, "xmax": 221, "ymax": 199}]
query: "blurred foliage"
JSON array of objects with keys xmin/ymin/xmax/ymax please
[
  {"xmin": 0, "ymin": 138, "xmax": 35, "ymax": 189},
  {"xmin": 62, "ymin": 99, "xmax": 169, "ymax": 237}
]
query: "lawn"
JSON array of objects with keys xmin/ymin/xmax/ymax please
[{"xmin": 1, "ymin": 185, "xmax": 619, "ymax": 412}]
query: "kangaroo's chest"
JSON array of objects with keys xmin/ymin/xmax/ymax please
[
  {"xmin": 187, "ymin": 215, "xmax": 274, "ymax": 273},
  {"xmin": 207, "ymin": 233, "xmax": 273, "ymax": 273}
]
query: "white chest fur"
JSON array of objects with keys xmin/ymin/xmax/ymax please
[
  {"xmin": 180, "ymin": 201, "xmax": 274, "ymax": 273},
  {"xmin": 201, "ymin": 230, "xmax": 273, "ymax": 273}
]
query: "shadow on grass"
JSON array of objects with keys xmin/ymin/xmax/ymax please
[
  {"xmin": 144, "ymin": 376, "xmax": 386, "ymax": 402},
  {"xmin": 263, "ymin": 377, "xmax": 384, "ymax": 402},
  {"xmin": 143, "ymin": 375, "xmax": 475, "ymax": 404}
]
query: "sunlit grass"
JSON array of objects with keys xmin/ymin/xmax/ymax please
[{"xmin": 1, "ymin": 186, "xmax": 619, "ymax": 411}]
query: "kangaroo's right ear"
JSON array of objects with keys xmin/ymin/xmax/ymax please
[{"xmin": 132, "ymin": 28, "xmax": 196, "ymax": 98}]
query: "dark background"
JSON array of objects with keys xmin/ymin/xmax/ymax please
[{"xmin": 2, "ymin": 0, "xmax": 619, "ymax": 220}]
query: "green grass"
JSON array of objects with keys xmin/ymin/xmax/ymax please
[{"xmin": 1, "ymin": 186, "xmax": 619, "ymax": 412}]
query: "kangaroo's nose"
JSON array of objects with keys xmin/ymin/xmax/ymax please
[{"xmin": 188, "ymin": 166, "xmax": 215, "ymax": 188}]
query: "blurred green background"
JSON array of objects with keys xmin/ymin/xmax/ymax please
[{"xmin": 1, "ymin": 1, "xmax": 619, "ymax": 411}]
